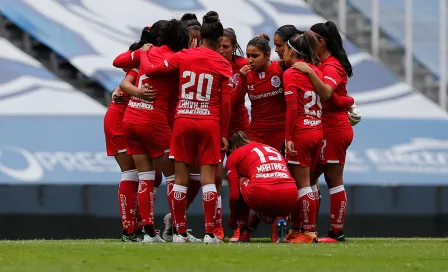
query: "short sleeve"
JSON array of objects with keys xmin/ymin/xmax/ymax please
[
  {"xmin": 321, "ymin": 64, "xmax": 343, "ymax": 90},
  {"xmin": 127, "ymin": 68, "xmax": 139, "ymax": 78}
]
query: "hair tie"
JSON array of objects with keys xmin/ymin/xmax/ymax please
[
  {"xmin": 287, "ymin": 40, "xmax": 306, "ymax": 56},
  {"xmin": 186, "ymin": 25, "xmax": 200, "ymax": 30},
  {"xmin": 224, "ymin": 30, "xmax": 237, "ymax": 40},
  {"xmin": 309, "ymin": 30, "xmax": 327, "ymax": 41}
]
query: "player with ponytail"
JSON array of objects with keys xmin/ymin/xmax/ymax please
[{"xmin": 293, "ymin": 21, "xmax": 360, "ymax": 242}]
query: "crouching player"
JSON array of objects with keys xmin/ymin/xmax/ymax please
[{"xmin": 225, "ymin": 132, "xmax": 297, "ymax": 242}]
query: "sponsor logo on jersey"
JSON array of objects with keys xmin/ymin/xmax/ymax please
[
  {"xmin": 248, "ymin": 88, "xmax": 284, "ymax": 100},
  {"xmin": 271, "ymin": 76, "xmax": 281, "ymax": 88}
]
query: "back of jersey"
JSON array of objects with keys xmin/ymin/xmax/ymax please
[
  {"xmin": 176, "ymin": 47, "xmax": 232, "ymax": 121},
  {"xmin": 240, "ymin": 142, "xmax": 293, "ymax": 184}
]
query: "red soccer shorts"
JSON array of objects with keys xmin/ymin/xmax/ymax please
[
  {"xmin": 169, "ymin": 118, "xmax": 221, "ymax": 166},
  {"xmin": 124, "ymin": 122, "xmax": 171, "ymax": 158},
  {"xmin": 247, "ymin": 127, "xmax": 285, "ymax": 153},
  {"xmin": 319, "ymin": 128, "xmax": 354, "ymax": 164},
  {"xmin": 240, "ymin": 178, "xmax": 297, "ymax": 216},
  {"xmin": 104, "ymin": 109, "xmax": 126, "ymax": 156},
  {"xmin": 286, "ymin": 129, "xmax": 323, "ymax": 167}
]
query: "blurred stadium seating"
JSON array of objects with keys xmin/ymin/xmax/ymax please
[{"xmin": 0, "ymin": 0, "xmax": 447, "ymax": 238}]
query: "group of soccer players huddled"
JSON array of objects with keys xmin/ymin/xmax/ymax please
[{"xmin": 104, "ymin": 10, "xmax": 361, "ymax": 244}]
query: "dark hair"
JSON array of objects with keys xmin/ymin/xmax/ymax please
[
  {"xmin": 310, "ymin": 21, "xmax": 353, "ymax": 77},
  {"xmin": 158, "ymin": 19, "xmax": 189, "ymax": 52},
  {"xmin": 275, "ymin": 25, "xmax": 303, "ymax": 42},
  {"xmin": 180, "ymin": 13, "xmax": 201, "ymax": 30},
  {"xmin": 138, "ymin": 20, "xmax": 168, "ymax": 47},
  {"xmin": 228, "ymin": 131, "xmax": 252, "ymax": 155},
  {"xmin": 201, "ymin": 11, "xmax": 223, "ymax": 44},
  {"xmin": 224, "ymin": 28, "xmax": 244, "ymax": 57},
  {"xmin": 129, "ymin": 42, "xmax": 142, "ymax": 51},
  {"xmin": 247, "ymin": 33, "xmax": 271, "ymax": 55},
  {"xmin": 287, "ymin": 32, "xmax": 319, "ymax": 65}
]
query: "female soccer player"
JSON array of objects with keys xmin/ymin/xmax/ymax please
[
  {"xmin": 232, "ymin": 34, "xmax": 286, "ymax": 153},
  {"xmin": 283, "ymin": 32, "xmax": 323, "ymax": 243},
  {"xmin": 273, "ymin": 25, "xmax": 302, "ymax": 60},
  {"xmin": 218, "ymin": 27, "xmax": 249, "ymax": 241},
  {"xmin": 104, "ymin": 84, "xmax": 138, "ymax": 242},
  {"xmin": 220, "ymin": 28, "xmax": 249, "ymax": 138},
  {"xmin": 293, "ymin": 21, "xmax": 356, "ymax": 242},
  {"xmin": 225, "ymin": 131, "xmax": 297, "ymax": 243},
  {"xmin": 140, "ymin": 11, "xmax": 232, "ymax": 244},
  {"xmin": 121, "ymin": 19, "xmax": 190, "ymax": 243},
  {"xmin": 162, "ymin": 14, "xmax": 203, "ymax": 242}
]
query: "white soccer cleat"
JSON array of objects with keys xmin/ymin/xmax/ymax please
[
  {"xmin": 203, "ymin": 235, "xmax": 223, "ymax": 244},
  {"xmin": 162, "ymin": 213, "xmax": 173, "ymax": 242},
  {"xmin": 172, "ymin": 234, "xmax": 188, "ymax": 243},
  {"xmin": 141, "ymin": 233, "xmax": 166, "ymax": 243},
  {"xmin": 186, "ymin": 230, "xmax": 202, "ymax": 243}
]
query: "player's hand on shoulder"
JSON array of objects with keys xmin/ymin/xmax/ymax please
[
  {"xmin": 239, "ymin": 65, "xmax": 252, "ymax": 79},
  {"xmin": 140, "ymin": 43, "xmax": 153, "ymax": 52},
  {"xmin": 286, "ymin": 140, "xmax": 297, "ymax": 156},
  {"xmin": 348, "ymin": 104, "xmax": 361, "ymax": 126},
  {"xmin": 292, "ymin": 61, "xmax": 312, "ymax": 74}
]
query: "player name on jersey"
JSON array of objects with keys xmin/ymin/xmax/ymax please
[{"xmin": 177, "ymin": 99, "xmax": 211, "ymax": 116}]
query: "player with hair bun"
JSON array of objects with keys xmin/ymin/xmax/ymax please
[
  {"xmin": 225, "ymin": 131, "xmax": 297, "ymax": 243},
  {"xmin": 140, "ymin": 11, "xmax": 232, "ymax": 244},
  {"xmin": 121, "ymin": 19, "xmax": 191, "ymax": 243},
  {"xmin": 233, "ymin": 33, "xmax": 286, "ymax": 154},
  {"xmin": 106, "ymin": 37, "xmax": 161, "ymax": 242},
  {"xmin": 231, "ymin": 33, "xmax": 288, "ymax": 242}
]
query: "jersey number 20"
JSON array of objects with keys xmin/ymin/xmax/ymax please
[{"xmin": 181, "ymin": 71, "xmax": 214, "ymax": 101}]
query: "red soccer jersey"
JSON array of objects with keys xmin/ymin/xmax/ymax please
[
  {"xmin": 226, "ymin": 142, "xmax": 295, "ymax": 199},
  {"xmin": 318, "ymin": 56, "xmax": 351, "ymax": 131},
  {"xmin": 283, "ymin": 61, "xmax": 323, "ymax": 141},
  {"xmin": 229, "ymin": 56, "xmax": 250, "ymax": 133},
  {"xmin": 123, "ymin": 45, "xmax": 178, "ymax": 125},
  {"xmin": 107, "ymin": 69, "xmax": 138, "ymax": 114},
  {"xmin": 140, "ymin": 46, "xmax": 233, "ymax": 137},
  {"xmin": 233, "ymin": 61, "xmax": 285, "ymax": 131}
]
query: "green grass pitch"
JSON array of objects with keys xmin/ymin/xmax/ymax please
[{"xmin": 0, "ymin": 238, "xmax": 447, "ymax": 271}]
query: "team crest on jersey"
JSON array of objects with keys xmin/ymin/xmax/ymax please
[
  {"xmin": 232, "ymin": 73, "xmax": 240, "ymax": 85},
  {"xmin": 271, "ymin": 76, "xmax": 281, "ymax": 88}
]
